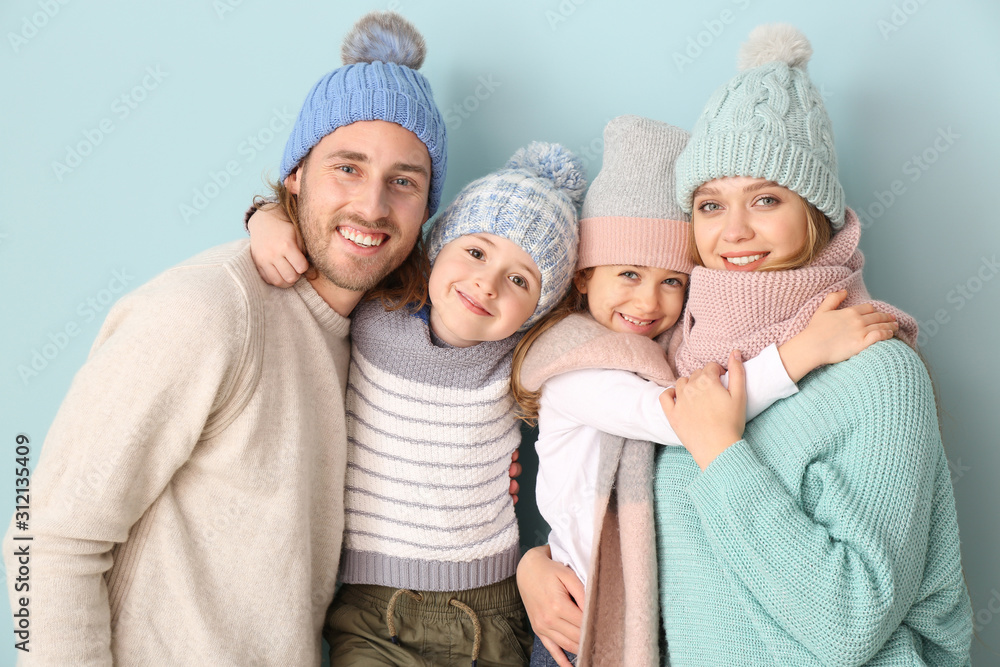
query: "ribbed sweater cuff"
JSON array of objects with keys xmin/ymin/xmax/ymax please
[{"xmin": 685, "ymin": 440, "xmax": 770, "ymax": 515}]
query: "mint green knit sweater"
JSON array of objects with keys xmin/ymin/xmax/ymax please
[{"xmin": 654, "ymin": 340, "xmax": 971, "ymax": 665}]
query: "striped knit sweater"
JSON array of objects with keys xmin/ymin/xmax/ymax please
[
  {"xmin": 339, "ymin": 300, "xmax": 523, "ymax": 591},
  {"xmin": 654, "ymin": 340, "xmax": 972, "ymax": 665}
]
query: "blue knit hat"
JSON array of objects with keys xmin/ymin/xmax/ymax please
[
  {"xmin": 675, "ymin": 24, "xmax": 845, "ymax": 229},
  {"xmin": 425, "ymin": 142, "xmax": 587, "ymax": 330},
  {"xmin": 280, "ymin": 11, "xmax": 448, "ymax": 215}
]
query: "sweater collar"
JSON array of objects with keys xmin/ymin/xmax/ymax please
[{"xmin": 293, "ymin": 279, "xmax": 351, "ymax": 337}]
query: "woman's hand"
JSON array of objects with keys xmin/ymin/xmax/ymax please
[
  {"xmin": 247, "ymin": 204, "xmax": 308, "ymax": 287},
  {"xmin": 516, "ymin": 545, "xmax": 584, "ymax": 667},
  {"xmin": 660, "ymin": 350, "xmax": 747, "ymax": 470},
  {"xmin": 778, "ymin": 290, "xmax": 898, "ymax": 381}
]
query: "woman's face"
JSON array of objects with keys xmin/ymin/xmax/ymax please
[{"xmin": 691, "ymin": 177, "xmax": 810, "ymax": 271}]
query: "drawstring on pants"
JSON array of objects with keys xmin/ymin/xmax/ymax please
[
  {"xmin": 386, "ymin": 588, "xmax": 422, "ymax": 645},
  {"xmin": 448, "ymin": 598, "xmax": 482, "ymax": 667},
  {"xmin": 385, "ymin": 588, "xmax": 483, "ymax": 667}
]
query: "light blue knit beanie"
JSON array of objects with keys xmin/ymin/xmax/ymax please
[
  {"xmin": 280, "ymin": 11, "xmax": 448, "ymax": 215},
  {"xmin": 675, "ymin": 24, "xmax": 845, "ymax": 229},
  {"xmin": 425, "ymin": 142, "xmax": 587, "ymax": 330}
]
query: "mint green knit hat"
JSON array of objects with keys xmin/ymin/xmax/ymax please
[{"xmin": 675, "ymin": 24, "xmax": 845, "ymax": 229}]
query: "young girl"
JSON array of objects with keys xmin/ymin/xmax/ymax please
[
  {"xmin": 651, "ymin": 24, "xmax": 971, "ymax": 665},
  {"xmin": 511, "ymin": 115, "xmax": 899, "ymax": 667},
  {"xmin": 249, "ymin": 142, "xmax": 586, "ymax": 666}
]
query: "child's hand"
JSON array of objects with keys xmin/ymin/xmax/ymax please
[
  {"xmin": 508, "ymin": 448, "xmax": 521, "ymax": 506},
  {"xmin": 778, "ymin": 290, "xmax": 898, "ymax": 382},
  {"xmin": 247, "ymin": 205, "xmax": 308, "ymax": 287},
  {"xmin": 516, "ymin": 545, "xmax": 583, "ymax": 666},
  {"xmin": 660, "ymin": 351, "xmax": 747, "ymax": 470}
]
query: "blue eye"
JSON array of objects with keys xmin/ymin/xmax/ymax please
[
  {"xmin": 393, "ymin": 177, "xmax": 412, "ymax": 186},
  {"xmin": 756, "ymin": 195, "xmax": 779, "ymax": 206},
  {"xmin": 620, "ymin": 271, "xmax": 639, "ymax": 280},
  {"xmin": 338, "ymin": 165, "xmax": 357, "ymax": 174},
  {"xmin": 697, "ymin": 201, "xmax": 721, "ymax": 212}
]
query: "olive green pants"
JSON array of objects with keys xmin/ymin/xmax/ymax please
[{"xmin": 325, "ymin": 576, "xmax": 532, "ymax": 666}]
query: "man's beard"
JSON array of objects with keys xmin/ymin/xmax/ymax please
[{"xmin": 296, "ymin": 190, "xmax": 409, "ymax": 294}]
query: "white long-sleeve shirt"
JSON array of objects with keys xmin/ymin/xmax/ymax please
[{"xmin": 535, "ymin": 344, "xmax": 797, "ymax": 585}]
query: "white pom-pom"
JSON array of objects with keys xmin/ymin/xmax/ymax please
[
  {"xmin": 341, "ymin": 11, "xmax": 426, "ymax": 69},
  {"xmin": 738, "ymin": 24, "xmax": 812, "ymax": 71},
  {"xmin": 507, "ymin": 142, "xmax": 587, "ymax": 208}
]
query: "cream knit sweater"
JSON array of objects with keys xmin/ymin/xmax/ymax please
[{"xmin": 4, "ymin": 240, "xmax": 351, "ymax": 666}]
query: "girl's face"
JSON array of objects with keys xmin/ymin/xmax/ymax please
[
  {"xmin": 577, "ymin": 265, "xmax": 688, "ymax": 339},
  {"xmin": 428, "ymin": 233, "xmax": 541, "ymax": 348},
  {"xmin": 691, "ymin": 177, "xmax": 810, "ymax": 271}
]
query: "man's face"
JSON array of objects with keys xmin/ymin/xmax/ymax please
[{"xmin": 285, "ymin": 120, "xmax": 432, "ymax": 293}]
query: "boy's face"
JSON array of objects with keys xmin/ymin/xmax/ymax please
[
  {"xmin": 576, "ymin": 265, "xmax": 688, "ymax": 339},
  {"xmin": 428, "ymin": 233, "xmax": 541, "ymax": 348}
]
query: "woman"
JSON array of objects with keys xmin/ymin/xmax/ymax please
[{"xmin": 518, "ymin": 24, "xmax": 972, "ymax": 666}]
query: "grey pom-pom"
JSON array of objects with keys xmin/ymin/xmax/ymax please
[
  {"xmin": 341, "ymin": 11, "xmax": 426, "ymax": 69},
  {"xmin": 507, "ymin": 142, "xmax": 587, "ymax": 209},
  {"xmin": 738, "ymin": 24, "xmax": 812, "ymax": 71}
]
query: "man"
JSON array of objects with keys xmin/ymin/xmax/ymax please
[{"xmin": 4, "ymin": 11, "xmax": 446, "ymax": 665}]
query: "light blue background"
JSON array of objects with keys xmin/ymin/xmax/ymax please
[{"xmin": 2, "ymin": 0, "xmax": 998, "ymax": 664}]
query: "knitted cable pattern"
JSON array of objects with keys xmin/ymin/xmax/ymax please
[{"xmin": 675, "ymin": 25, "xmax": 846, "ymax": 227}]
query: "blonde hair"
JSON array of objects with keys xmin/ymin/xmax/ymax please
[
  {"xmin": 510, "ymin": 268, "xmax": 594, "ymax": 424},
  {"xmin": 264, "ymin": 174, "xmax": 430, "ymax": 313},
  {"xmin": 689, "ymin": 197, "xmax": 833, "ymax": 271}
]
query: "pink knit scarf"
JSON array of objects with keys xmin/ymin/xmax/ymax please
[{"xmin": 673, "ymin": 209, "xmax": 919, "ymax": 377}]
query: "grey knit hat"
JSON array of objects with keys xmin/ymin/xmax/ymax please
[
  {"xmin": 425, "ymin": 142, "xmax": 587, "ymax": 330},
  {"xmin": 578, "ymin": 115, "xmax": 694, "ymax": 274},
  {"xmin": 675, "ymin": 24, "xmax": 845, "ymax": 229}
]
